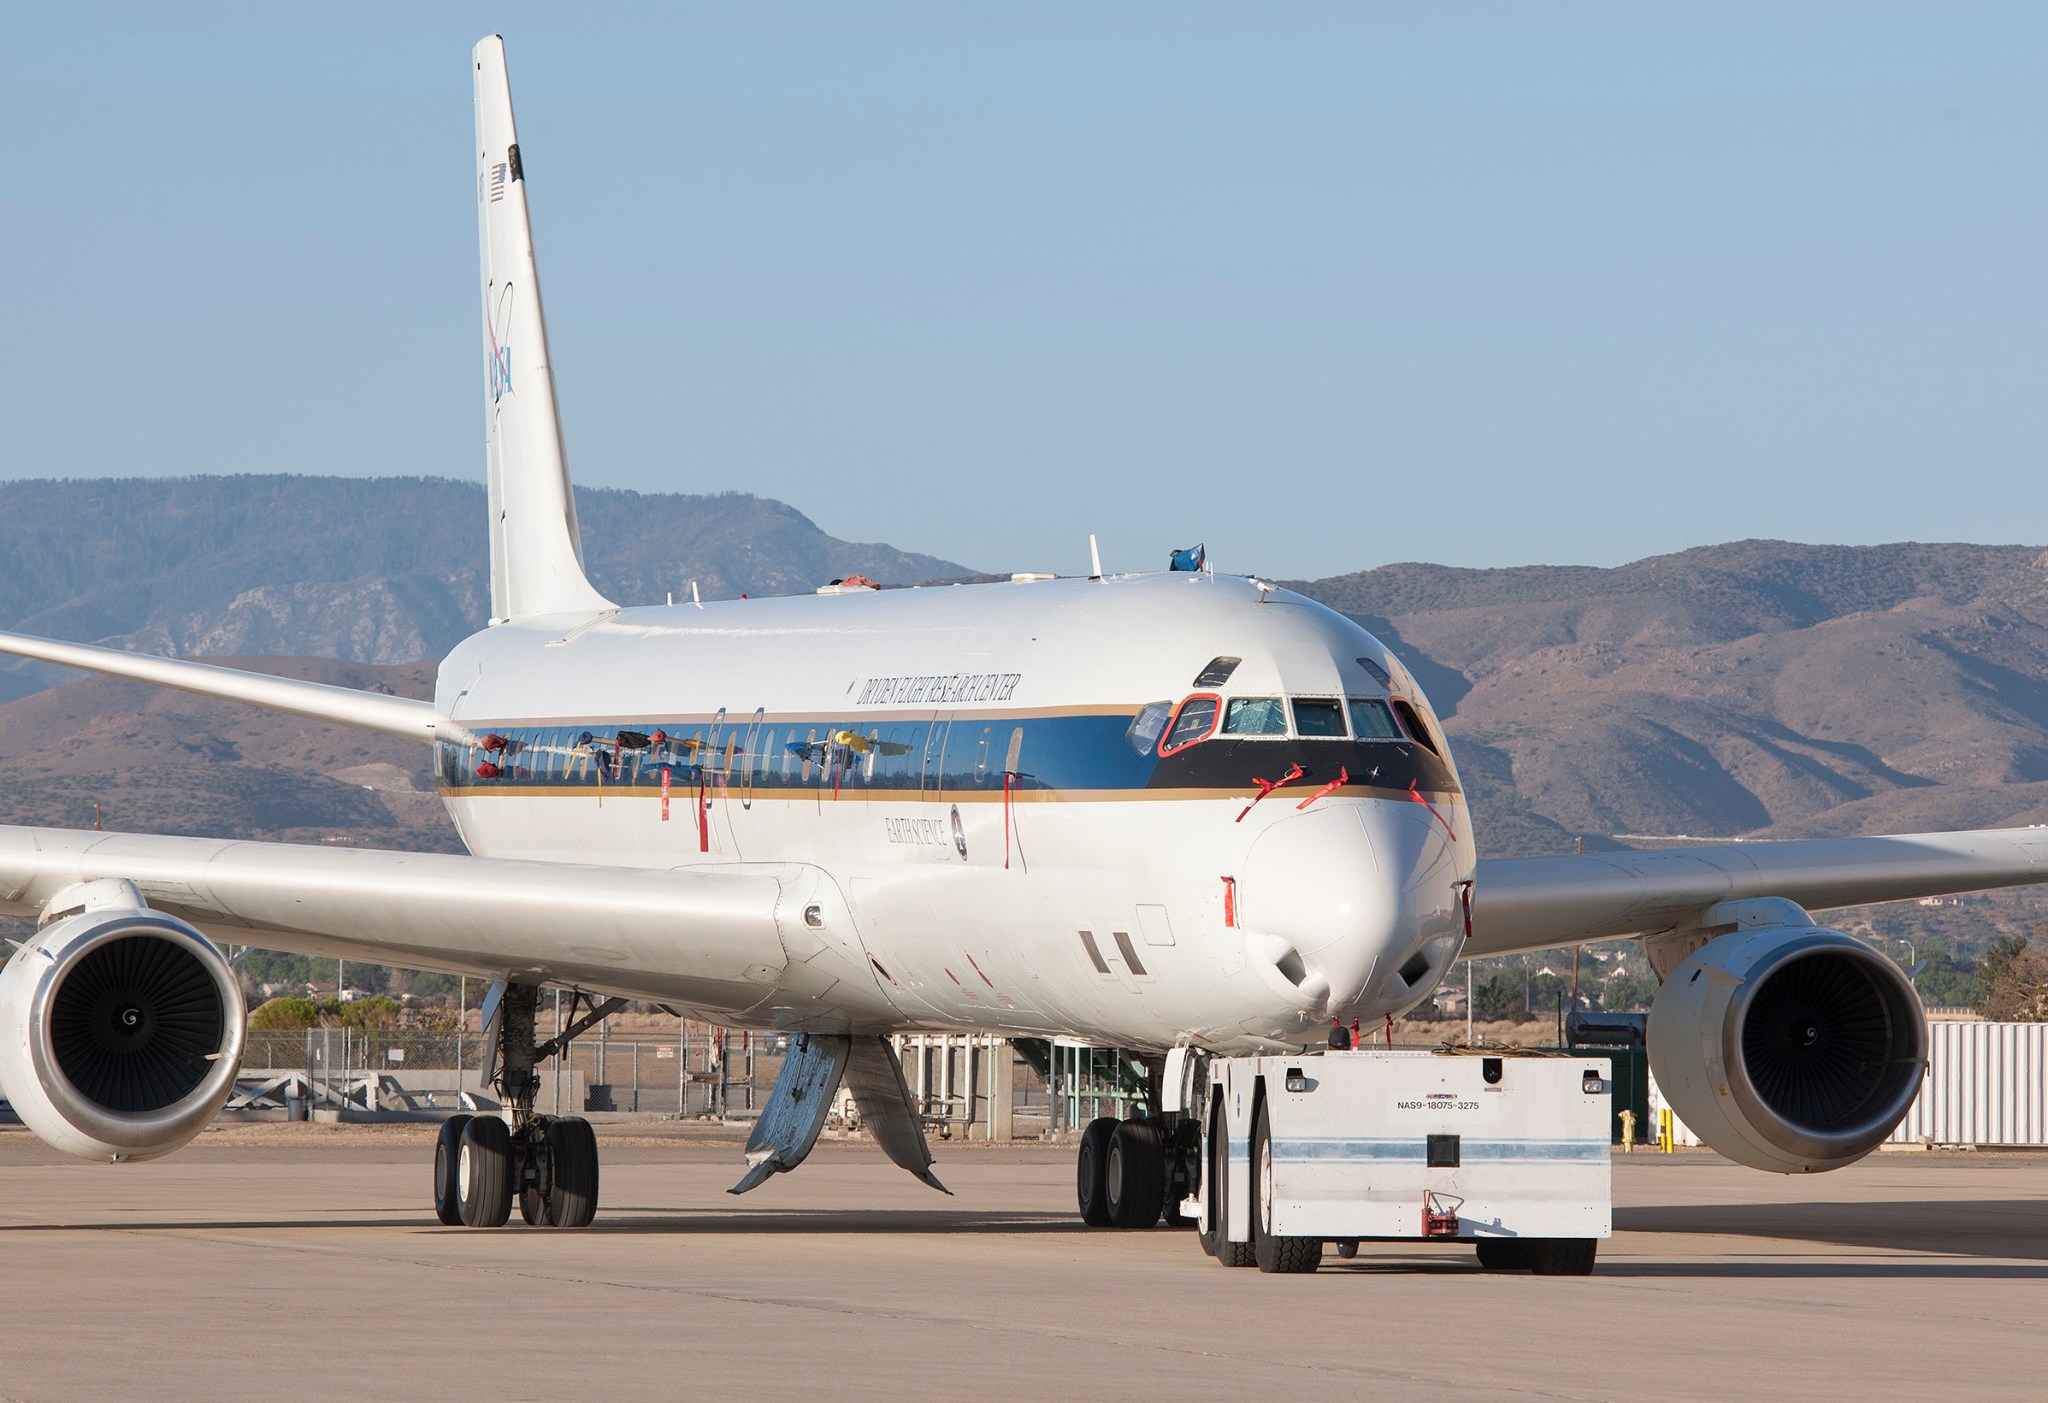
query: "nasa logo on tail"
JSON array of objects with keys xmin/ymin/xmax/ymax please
[{"xmin": 487, "ymin": 282, "xmax": 514, "ymax": 402}]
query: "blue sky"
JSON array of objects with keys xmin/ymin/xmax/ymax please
[{"xmin": 2, "ymin": 5, "xmax": 2042, "ymax": 579}]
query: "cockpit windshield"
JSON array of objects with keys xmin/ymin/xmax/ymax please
[
  {"xmin": 1348, "ymin": 698, "xmax": 1404, "ymax": 739},
  {"xmin": 1159, "ymin": 696, "xmax": 1221, "ymax": 754},
  {"xmin": 1221, "ymin": 698, "xmax": 1287, "ymax": 735},
  {"xmin": 1291, "ymin": 698, "xmax": 1346, "ymax": 737}
]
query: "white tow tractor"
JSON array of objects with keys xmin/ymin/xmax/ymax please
[{"xmin": 1185, "ymin": 1048, "xmax": 1613, "ymax": 1274}]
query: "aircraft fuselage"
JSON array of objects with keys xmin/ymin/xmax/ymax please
[{"xmin": 434, "ymin": 571, "xmax": 1474, "ymax": 1053}]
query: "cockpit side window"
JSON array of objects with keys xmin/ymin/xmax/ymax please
[
  {"xmin": 1221, "ymin": 698, "xmax": 1287, "ymax": 736},
  {"xmin": 1126, "ymin": 701, "xmax": 1172, "ymax": 756},
  {"xmin": 1193, "ymin": 656, "xmax": 1241, "ymax": 688},
  {"xmin": 1347, "ymin": 698, "xmax": 1404, "ymax": 740},
  {"xmin": 1389, "ymin": 698, "xmax": 1443, "ymax": 757},
  {"xmin": 1159, "ymin": 695, "xmax": 1222, "ymax": 755},
  {"xmin": 1291, "ymin": 698, "xmax": 1347, "ymax": 738}
]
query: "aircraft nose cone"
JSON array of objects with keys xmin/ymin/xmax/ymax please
[{"xmin": 1238, "ymin": 802, "xmax": 1465, "ymax": 1017}]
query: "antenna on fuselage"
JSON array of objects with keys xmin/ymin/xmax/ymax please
[
  {"xmin": 691, "ymin": 580, "xmax": 703, "ymax": 609},
  {"xmin": 1088, "ymin": 535, "xmax": 1103, "ymax": 581}
]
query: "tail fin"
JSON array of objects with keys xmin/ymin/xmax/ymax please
[{"xmin": 473, "ymin": 35, "xmax": 614, "ymax": 623}]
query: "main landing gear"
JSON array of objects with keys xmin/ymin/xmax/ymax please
[
  {"xmin": 432, "ymin": 982, "xmax": 622, "ymax": 1229},
  {"xmin": 1074, "ymin": 1110, "xmax": 1199, "ymax": 1231}
]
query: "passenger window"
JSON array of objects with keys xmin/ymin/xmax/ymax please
[
  {"xmin": 1222, "ymin": 698, "xmax": 1287, "ymax": 735},
  {"xmin": 1389, "ymin": 699, "xmax": 1443, "ymax": 757},
  {"xmin": 1348, "ymin": 699, "xmax": 1404, "ymax": 740},
  {"xmin": 1291, "ymin": 698, "xmax": 1347, "ymax": 738},
  {"xmin": 1126, "ymin": 701, "xmax": 1172, "ymax": 756},
  {"xmin": 1160, "ymin": 696, "xmax": 1221, "ymax": 755}
]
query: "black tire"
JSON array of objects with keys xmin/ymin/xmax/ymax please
[
  {"xmin": 1251, "ymin": 1103, "xmax": 1322, "ymax": 1274},
  {"xmin": 1335, "ymin": 1239, "xmax": 1359, "ymax": 1260},
  {"xmin": 520, "ymin": 1185, "xmax": 548, "ymax": 1226},
  {"xmin": 1076, "ymin": 1116, "xmax": 1118, "ymax": 1227},
  {"xmin": 457, "ymin": 1115, "xmax": 513, "ymax": 1228},
  {"xmin": 547, "ymin": 1116, "xmax": 600, "ymax": 1228},
  {"xmin": 1475, "ymin": 1239, "xmax": 1534, "ymax": 1271},
  {"xmin": 1105, "ymin": 1119, "xmax": 1166, "ymax": 1229},
  {"xmin": 432, "ymin": 1114, "xmax": 471, "ymax": 1226},
  {"xmin": 1210, "ymin": 1115, "xmax": 1256, "ymax": 1269},
  {"xmin": 1530, "ymin": 1238, "xmax": 1598, "ymax": 1276}
]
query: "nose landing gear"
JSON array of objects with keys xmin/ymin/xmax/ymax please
[{"xmin": 432, "ymin": 982, "xmax": 620, "ymax": 1229}]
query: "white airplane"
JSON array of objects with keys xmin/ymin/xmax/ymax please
[{"xmin": 3, "ymin": 35, "xmax": 2046, "ymax": 1239}]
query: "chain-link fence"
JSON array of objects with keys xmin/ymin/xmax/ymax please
[
  {"xmin": 242, "ymin": 1024, "xmax": 785, "ymax": 1118},
  {"xmin": 237, "ymin": 1023, "xmax": 1071, "ymax": 1130}
]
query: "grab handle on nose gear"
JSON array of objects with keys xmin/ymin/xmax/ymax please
[{"xmin": 1236, "ymin": 763, "xmax": 1305, "ymax": 822}]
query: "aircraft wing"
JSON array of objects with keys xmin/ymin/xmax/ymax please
[
  {"xmin": 0, "ymin": 628, "xmax": 442, "ymax": 742},
  {"xmin": 1467, "ymin": 826, "xmax": 2048, "ymax": 958},
  {"xmin": 0, "ymin": 825, "xmax": 795, "ymax": 1014}
]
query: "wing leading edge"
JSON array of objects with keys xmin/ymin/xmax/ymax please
[
  {"xmin": 0, "ymin": 825, "xmax": 800, "ymax": 1018},
  {"xmin": 1468, "ymin": 826, "xmax": 2048, "ymax": 958}
]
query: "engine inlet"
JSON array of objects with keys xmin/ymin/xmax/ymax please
[{"xmin": 50, "ymin": 935, "xmax": 227, "ymax": 1113}]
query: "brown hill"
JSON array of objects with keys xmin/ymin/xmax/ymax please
[
  {"xmin": 0, "ymin": 659, "xmax": 458, "ymax": 852},
  {"xmin": 1294, "ymin": 541, "xmax": 2048, "ymax": 855}
]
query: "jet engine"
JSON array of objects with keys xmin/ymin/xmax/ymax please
[
  {"xmin": 1647, "ymin": 923, "xmax": 1926, "ymax": 1173},
  {"xmin": 0, "ymin": 880, "xmax": 246, "ymax": 1163}
]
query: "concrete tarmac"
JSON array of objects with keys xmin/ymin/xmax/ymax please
[{"xmin": 0, "ymin": 1124, "xmax": 2041, "ymax": 1402}]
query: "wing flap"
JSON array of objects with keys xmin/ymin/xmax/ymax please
[
  {"xmin": 0, "ymin": 825, "xmax": 787, "ymax": 1009},
  {"xmin": 1469, "ymin": 827, "xmax": 2048, "ymax": 957}
]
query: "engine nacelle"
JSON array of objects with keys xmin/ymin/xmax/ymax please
[
  {"xmin": 1647, "ymin": 924, "xmax": 1926, "ymax": 1173},
  {"xmin": 0, "ymin": 883, "xmax": 246, "ymax": 1163}
]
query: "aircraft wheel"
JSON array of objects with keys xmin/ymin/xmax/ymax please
[
  {"xmin": 519, "ymin": 1185, "xmax": 548, "ymax": 1225},
  {"xmin": 547, "ymin": 1116, "xmax": 600, "ymax": 1228},
  {"xmin": 1105, "ymin": 1118, "xmax": 1165, "ymax": 1228},
  {"xmin": 1075, "ymin": 1116, "xmax": 1119, "ymax": 1226},
  {"xmin": 432, "ymin": 1114, "xmax": 471, "ymax": 1226},
  {"xmin": 1252, "ymin": 1103, "xmax": 1321, "ymax": 1274},
  {"xmin": 457, "ymin": 1115, "xmax": 514, "ymax": 1228}
]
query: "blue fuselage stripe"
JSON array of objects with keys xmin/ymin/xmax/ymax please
[{"xmin": 437, "ymin": 713, "xmax": 1458, "ymax": 799}]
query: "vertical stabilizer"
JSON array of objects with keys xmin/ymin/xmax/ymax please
[{"xmin": 473, "ymin": 35, "xmax": 614, "ymax": 623}]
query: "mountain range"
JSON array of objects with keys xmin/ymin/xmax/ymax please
[
  {"xmin": 0, "ymin": 476, "xmax": 968, "ymax": 701},
  {"xmin": 8, "ymin": 478, "xmax": 2048, "ymax": 918}
]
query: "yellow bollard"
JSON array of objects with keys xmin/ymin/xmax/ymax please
[{"xmin": 1658, "ymin": 1107, "xmax": 1674, "ymax": 1154}]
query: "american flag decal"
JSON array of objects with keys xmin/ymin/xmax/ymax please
[{"xmin": 488, "ymin": 163, "xmax": 508, "ymax": 203}]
